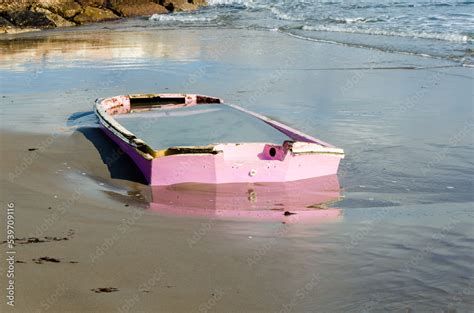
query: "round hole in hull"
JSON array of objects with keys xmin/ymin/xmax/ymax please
[{"xmin": 269, "ymin": 147, "xmax": 277, "ymax": 157}]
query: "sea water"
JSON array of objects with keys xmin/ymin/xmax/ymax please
[{"xmin": 150, "ymin": 0, "xmax": 474, "ymax": 65}]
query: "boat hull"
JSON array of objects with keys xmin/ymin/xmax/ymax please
[{"xmin": 101, "ymin": 124, "xmax": 342, "ymax": 186}]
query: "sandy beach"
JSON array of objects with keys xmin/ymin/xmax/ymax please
[{"xmin": 1, "ymin": 23, "xmax": 473, "ymax": 313}]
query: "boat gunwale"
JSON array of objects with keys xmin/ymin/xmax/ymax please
[{"xmin": 94, "ymin": 94, "xmax": 345, "ymax": 160}]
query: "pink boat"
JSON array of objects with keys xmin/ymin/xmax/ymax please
[{"xmin": 95, "ymin": 93, "xmax": 344, "ymax": 186}]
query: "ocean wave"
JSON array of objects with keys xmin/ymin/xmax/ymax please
[
  {"xmin": 342, "ymin": 1, "xmax": 471, "ymax": 10},
  {"xmin": 149, "ymin": 13, "xmax": 218, "ymax": 23},
  {"xmin": 282, "ymin": 29, "xmax": 473, "ymax": 66},
  {"xmin": 326, "ymin": 17, "xmax": 385, "ymax": 24},
  {"xmin": 270, "ymin": 7, "xmax": 304, "ymax": 21},
  {"xmin": 146, "ymin": 0, "xmax": 473, "ymax": 64},
  {"xmin": 301, "ymin": 25, "xmax": 472, "ymax": 43},
  {"xmin": 207, "ymin": 0, "xmax": 254, "ymax": 6}
]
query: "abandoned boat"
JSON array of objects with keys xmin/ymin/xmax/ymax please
[{"xmin": 94, "ymin": 93, "xmax": 344, "ymax": 186}]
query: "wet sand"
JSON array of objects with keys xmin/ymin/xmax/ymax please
[{"xmin": 0, "ymin": 26, "xmax": 473, "ymax": 312}]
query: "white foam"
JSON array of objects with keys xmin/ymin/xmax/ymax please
[
  {"xmin": 270, "ymin": 7, "xmax": 304, "ymax": 21},
  {"xmin": 207, "ymin": 0, "xmax": 253, "ymax": 6},
  {"xmin": 149, "ymin": 13, "xmax": 217, "ymax": 23},
  {"xmin": 329, "ymin": 17, "xmax": 385, "ymax": 24},
  {"xmin": 301, "ymin": 25, "xmax": 472, "ymax": 43}
]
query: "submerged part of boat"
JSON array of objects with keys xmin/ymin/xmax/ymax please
[
  {"xmin": 95, "ymin": 93, "xmax": 344, "ymax": 186},
  {"xmin": 145, "ymin": 174, "xmax": 342, "ymax": 222}
]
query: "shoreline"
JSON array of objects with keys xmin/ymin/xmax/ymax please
[{"xmin": 2, "ymin": 19, "xmax": 470, "ymax": 69}]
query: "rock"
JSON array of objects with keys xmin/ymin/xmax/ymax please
[
  {"xmin": 0, "ymin": 0, "xmax": 206, "ymax": 33},
  {"xmin": 161, "ymin": 0, "xmax": 198, "ymax": 12},
  {"xmin": 0, "ymin": 16, "xmax": 13, "ymax": 27},
  {"xmin": 108, "ymin": 0, "xmax": 167, "ymax": 17},
  {"xmin": 190, "ymin": 0, "xmax": 207, "ymax": 6},
  {"xmin": 2, "ymin": 11, "xmax": 55, "ymax": 28},
  {"xmin": 73, "ymin": 6, "xmax": 119, "ymax": 24},
  {"xmin": 0, "ymin": 1, "xmax": 31, "ymax": 12},
  {"xmin": 74, "ymin": 0, "xmax": 106, "ymax": 6},
  {"xmin": 36, "ymin": 0, "xmax": 82, "ymax": 19},
  {"xmin": 60, "ymin": 3, "xmax": 83, "ymax": 19},
  {"xmin": 32, "ymin": 7, "xmax": 76, "ymax": 27}
]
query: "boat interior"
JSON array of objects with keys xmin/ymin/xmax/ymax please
[{"xmin": 114, "ymin": 99, "xmax": 293, "ymax": 150}]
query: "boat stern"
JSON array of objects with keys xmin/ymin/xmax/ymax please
[{"xmin": 150, "ymin": 141, "xmax": 344, "ymax": 185}]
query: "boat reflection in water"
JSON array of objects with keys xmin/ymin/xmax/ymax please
[{"xmin": 144, "ymin": 175, "xmax": 342, "ymax": 222}]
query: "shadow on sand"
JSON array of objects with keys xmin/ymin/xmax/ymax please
[{"xmin": 77, "ymin": 126, "xmax": 147, "ymax": 184}]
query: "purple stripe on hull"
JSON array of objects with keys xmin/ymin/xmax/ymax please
[{"xmin": 100, "ymin": 125, "xmax": 152, "ymax": 184}]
